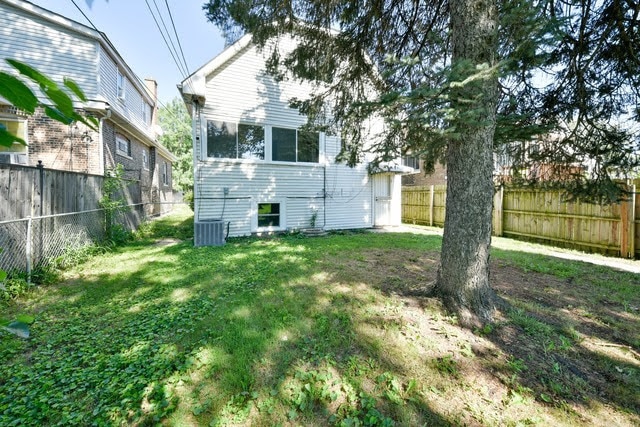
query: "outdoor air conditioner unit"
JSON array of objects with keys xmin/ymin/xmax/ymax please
[{"xmin": 194, "ymin": 219, "xmax": 226, "ymax": 247}]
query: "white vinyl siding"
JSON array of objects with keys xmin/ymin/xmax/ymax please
[
  {"xmin": 194, "ymin": 38, "xmax": 375, "ymax": 236},
  {"xmin": 0, "ymin": 4, "xmax": 98, "ymax": 100}
]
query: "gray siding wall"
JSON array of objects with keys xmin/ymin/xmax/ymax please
[
  {"xmin": 0, "ymin": 2, "xmax": 98, "ymax": 100},
  {"xmin": 195, "ymin": 39, "xmax": 373, "ymax": 236},
  {"xmin": 98, "ymin": 46, "xmax": 152, "ymax": 137}
]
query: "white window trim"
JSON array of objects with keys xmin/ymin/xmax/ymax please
[
  {"xmin": 253, "ymin": 199, "xmax": 286, "ymax": 233},
  {"xmin": 117, "ymin": 70, "xmax": 126, "ymax": 101},
  {"xmin": 0, "ymin": 116, "xmax": 28, "ymax": 155},
  {"xmin": 162, "ymin": 162, "xmax": 169, "ymax": 186},
  {"xmin": 115, "ymin": 134, "xmax": 131, "ymax": 158},
  {"xmin": 142, "ymin": 149, "xmax": 149, "ymax": 170},
  {"xmin": 202, "ymin": 120, "xmax": 323, "ymax": 165},
  {"xmin": 271, "ymin": 125, "xmax": 321, "ymax": 164}
]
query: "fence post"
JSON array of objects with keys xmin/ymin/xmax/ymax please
[
  {"xmin": 26, "ymin": 217, "xmax": 32, "ymax": 284},
  {"xmin": 493, "ymin": 185, "xmax": 504, "ymax": 236},
  {"xmin": 629, "ymin": 185, "xmax": 636, "ymax": 258},
  {"xmin": 429, "ymin": 185, "xmax": 434, "ymax": 226},
  {"xmin": 620, "ymin": 191, "xmax": 634, "ymax": 258}
]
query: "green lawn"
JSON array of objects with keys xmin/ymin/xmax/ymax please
[{"xmin": 1, "ymin": 206, "xmax": 639, "ymax": 426}]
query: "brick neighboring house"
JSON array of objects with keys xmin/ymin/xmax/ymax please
[
  {"xmin": 0, "ymin": 0, "xmax": 176, "ymax": 215},
  {"xmin": 402, "ymin": 161, "xmax": 447, "ymax": 186}
]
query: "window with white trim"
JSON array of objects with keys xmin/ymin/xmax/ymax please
[
  {"xmin": 142, "ymin": 149, "xmax": 149, "ymax": 170},
  {"xmin": 115, "ymin": 134, "xmax": 131, "ymax": 157},
  {"xmin": 117, "ymin": 70, "xmax": 126, "ymax": 100},
  {"xmin": 162, "ymin": 162, "xmax": 168, "ymax": 186},
  {"xmin": 206, "ymin": 121, "xmax": 265, "ymax": 160},
  {"xmin": 142, "ymin": 103, "xmax": 152, "ymax": 125},
  {"xmin": 0, "ymin": 118, "xmax": 27, "ymax": 154},
  {"xmin": 257, "ymin": 203, "xmax": 280, "ymax": 228},
  {"xmin": 272, "ymin": 127, "xmax": 319, "ymax": 163},
  {"xmin": 205, "ymin": 121, "xmax": 320, "ymax": 163}
]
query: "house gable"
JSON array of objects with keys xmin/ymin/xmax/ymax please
[{"xmin": 182, "ymin": 35, "xmax": 406, "ymax": 238}]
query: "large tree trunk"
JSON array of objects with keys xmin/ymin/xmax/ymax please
[{"xmin": 434, "ymin": 0, "xmax": 500, "ymax": 326}]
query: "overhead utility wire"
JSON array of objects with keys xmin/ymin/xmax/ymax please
[
  {"xmin": 164, "ymin": 0, "xmax": 191, "ymax": 78},
  {"xmin": 67, "ymin": 0, "xmax": 183, "ymax": 123},
  {"xmin": 144, "ymin": 0, "xmax": 188, "ymax": 79},
  {"xmin": 150, "ymin": 0, "xmax": 189, "ymax": 78}
]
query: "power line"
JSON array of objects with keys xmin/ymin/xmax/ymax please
[
  {"xmin": 150, "ymin": 0, "xmax": 188, "ymax": 78},
  {"xmin": 144, "ymin": 0, "xmax": 188, "ymax": 79},
  {"xmin": 67, "ymin": 0, "xmax": 185, "ymax": 124},
  {"xmin": 164, "ymin": 0, "xmax": 191, "ymax": 79}
]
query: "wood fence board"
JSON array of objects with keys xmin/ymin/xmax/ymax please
[{"xmin": 402, "ymin": 184, "xmax": 633, "ymax": 257}]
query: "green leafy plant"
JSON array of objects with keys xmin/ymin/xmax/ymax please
[
  {"xmin": 99, "ymin": 164, "xmax": 131, "ymax": 243},
  {"xmin": 310, "ymin": 208, "xmax": 319, "ymax": 228},
  {"xmin": 0, "ymin": 58, "xmax": 97, "ymax": 148}
]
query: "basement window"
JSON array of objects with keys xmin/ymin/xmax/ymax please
[{"xmin": 257, "ymin": 203, "xmax": 280, "ymax": 228}]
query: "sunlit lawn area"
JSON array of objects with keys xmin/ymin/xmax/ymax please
[{"xmin": 1, "ymin": 206, "xmax": 639, "ymax": 426}]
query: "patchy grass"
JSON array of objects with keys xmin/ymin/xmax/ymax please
[{"xmin": 1, "ymin": 205, "xmax": 639, "ymax": 426}]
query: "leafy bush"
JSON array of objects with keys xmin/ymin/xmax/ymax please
[{"xmin": 0, "ymin": 277, "xmax": 32, "ymax": 303}]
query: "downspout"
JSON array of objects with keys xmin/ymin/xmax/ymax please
[
  {"xmin": 98, "ymin": 105, "xmax": 111, "ymax": 176},
  {"xmin": 323, "ymin": 165, "xmax": 327, "ymax": 229}
]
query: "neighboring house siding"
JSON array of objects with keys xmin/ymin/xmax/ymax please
[
  {"xmin": 97, "ymin": 46, "xmax": 151, "ymax": 135},
  {"xmin": 0, "ymin": 3, "xmax": 98, "ymax": 99}
]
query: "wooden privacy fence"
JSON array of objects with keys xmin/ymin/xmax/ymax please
[
  {"xmin": 402, "ymin": 185, "xmax": 639, "ymax": 258},
  {"xmin": 0, "ymin": 163, "xmax": 103, "ymax": 221}
]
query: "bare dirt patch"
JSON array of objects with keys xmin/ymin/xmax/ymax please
[{"xmin": 321, "ymin": 246, "xmax": 640, "ymax": 425}]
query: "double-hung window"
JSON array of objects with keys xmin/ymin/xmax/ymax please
[
  {"xmin": 117, "ymin": 70, "xmax": 126, "ymax": 100},
  {"xmin": 142, "ymin": 149, "xmax": 149, "ymax": 170},
  {"xmin": 272, "ymin": 127, "xmax": 319, "ymax": 163},
  {"xmin": 116, "ymin": 134, "xmax": 131, "ymax": 157},
  {"xmin": 162, "ymin": 162, "xmax": 169, "ymax": 186},
  {"xmin": 207, "ymin": 120, "xmax": 265, "ymax": 160}
]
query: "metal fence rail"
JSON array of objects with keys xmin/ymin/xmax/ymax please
[{"xmin": 0, "ymin": 203, "xmax": 177, "ymax": 278}]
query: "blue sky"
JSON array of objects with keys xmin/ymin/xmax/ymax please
[{"xmin": 32, "ymin": 0, "xmax": 226, "ymax": 104}]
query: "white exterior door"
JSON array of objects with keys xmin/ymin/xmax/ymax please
[{"xmin": 374, "ymin": 174, "xmax": 392, "ymax": 226}]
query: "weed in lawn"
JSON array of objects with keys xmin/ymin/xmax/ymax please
[
  {"xmin": 1, "ymin": 211, "xmax": 639, "ymax": 426},
  {"xmin": 503, "ymin": 356, "xmax": 526, "ymax": 375},
  {"xmin": 509, "ymin": 308, "xmax": 554, "ymax": 340},
  {"xmin": 432, "ymin": 355, "xmax": 460, "ymax": 379}
]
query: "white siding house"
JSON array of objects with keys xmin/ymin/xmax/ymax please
[
  {"xmin": 180, "ymin": 35, "xmax": 409, "ymax": 238},
  {"xmin": 0, "ymin": 0, "xmax": 176, "ymax": 214}
]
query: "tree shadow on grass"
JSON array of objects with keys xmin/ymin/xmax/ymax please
[
  {"xmin": 0, "ymin": 234, "xmax": 451, "ymax": 426},
  {"xmin": 356, "ymin": 233, "xmax": 640, "ymax": 423}
]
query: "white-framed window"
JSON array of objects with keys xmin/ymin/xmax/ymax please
[
  {"xmin": 257, "ymin": 202, "xmax": 281, "ymax": 228},
  {"xmin": 206, "ymin": 120, "xmax": 265, "ymax": 160},
  {"xmin": 117, "ymin": 70, "xmax": 126, "ymax": 100},
  {"xmin": 0, "ymin": 117, "xmax": 28, "ymax": 153},
  {"xmin": 142, "ymin": 103, "xmax": 152, "ymax": 125},
  {"xmin": 142, "ymin": 149, "xmax": 149, "ymax": 170},
  {"xmin": 205, "ymin": 121, "xmax": 320, "ymax": 163},
  {"xmin": 115, "ymin": 134, "xmax": 131, "ymax": 157},
  {"xmin": 0, "ymin": 117, "xmax": 28, "ymax": 164},
  {"xmin": 402, "ymin": 155, "xmax": 420, "ymax": 170},
  {"xmin": 162, "ymin": 162, "xmax": 168, "ymax": 186},
  {"xmin": 272, "ymin": 127, "xmax": 319, "ymax": 163}
]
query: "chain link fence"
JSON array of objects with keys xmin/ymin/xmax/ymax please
[{"xmin": 0, "ymin": 203, "xmax": 167, "ymax": 278}]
